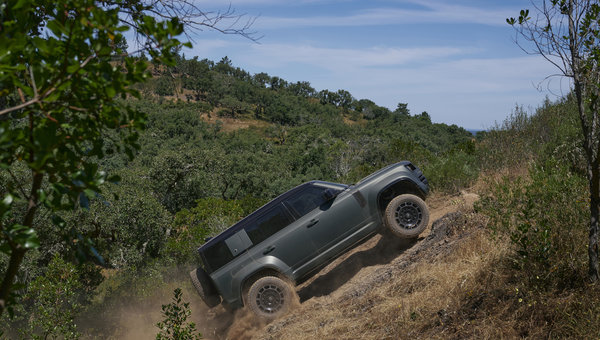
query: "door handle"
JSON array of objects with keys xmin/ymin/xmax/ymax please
[
  {"xmin": 263, "ymin": 245, "xmax": 276, "ymax": 255},
  {"xmin": 306, "ymin": 218, "xmax": 319, "ymax": 228}
]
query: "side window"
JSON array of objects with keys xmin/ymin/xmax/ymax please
[
  {"xmin": 285, "ymin": 186, "xmax": 329, "ymax": 217},
  {"xmin": 203, "ymin": 241, "xmax": 234, "ymax": 272},
  {"xmin": 245, "ymin": 204, "xmax": 293, "ymax": 245}
]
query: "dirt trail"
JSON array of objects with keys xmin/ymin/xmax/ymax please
[{"xmin": 197, "ymin": 191, "xmax": 480, "ymax": 340}]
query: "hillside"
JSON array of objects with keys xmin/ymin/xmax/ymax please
[
  {"xmin": 3, "ymin": 54, "xmax": 600, "ymax": 339},
  {"xmin": 185, "ymin": 191, "xmax": 485, "ymax": 339}
]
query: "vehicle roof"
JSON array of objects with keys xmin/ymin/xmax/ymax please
[
  {"xmin": 354, "ymin": 161, "xmax": 409, "ymax": 186},
  {"xmin": 198, "ymin": 180, "xmax": 347, "ymax": 252}
]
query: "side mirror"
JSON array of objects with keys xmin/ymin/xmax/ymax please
[{"xmin": 322, "ymin": 188, "xmax": 339, "ymax": 201}]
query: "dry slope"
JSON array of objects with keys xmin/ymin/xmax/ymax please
[{"xmin": 199, "ymin": 191, "xmax": 495, "ymax": 340}]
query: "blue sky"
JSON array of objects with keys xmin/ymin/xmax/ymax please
[{"xmin": 180, "ymin": 0, "xmax": 568, "ymax": 130}]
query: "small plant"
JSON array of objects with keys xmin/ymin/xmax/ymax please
[{"xmin": 156, "ymin": 288, "xmax": 202, "ymax": 340}]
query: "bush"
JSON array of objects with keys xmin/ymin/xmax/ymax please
[
  {"xmin": 156, "ymin": 288, "xmax": 202, "ymax": 340},
  {"xmin": 424, "ymin": 145, "xmax": 479, "ymax": 193},
  {"xmin": 155, "ymin": 76, "xmax": 175, "ymax": 96},
  {"xmin": 19, "ymin": 256, "xmax": 82, "ymax": 339},
  {"xmin": 477, "ymin": 159, "xmax": 589, "ymax": 288}
]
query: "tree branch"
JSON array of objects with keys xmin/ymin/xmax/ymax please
[{"xmin": 0, "ymin": 55, "xmax": 95, "ymax": 117}]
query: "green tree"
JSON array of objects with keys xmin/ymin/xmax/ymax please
[
  {"xmin": 182, "ymin": 58, "xmax": 213, "ymax": 101},
  {"xmin": 19, "ymin": 256, "xmax": 82, "ymax": 340},
  {"xmin": 155, "ymin": 76, "xmax": 176, "ymax": 96},
  {"xmin": 394, "ymin": 103, "xmax": 410, "ymax": 116},
  {"xmin": 336, "ymin": 90, "xmax": 354, "ymax": 111},
  {"xmin": 214, "ymin": 56, "xmax": 234, "ymax": 75},
  {"xmin": 0, "ymin": 0, "xmax": 256, "ymax": 317},
  {"xmin": 287, "ymin": 81, "xmax": 316, "ymax": 98},
  {"xmin": 508, "ymin": 0, "xmax": 600, "ymax": 281},
  {"xmin": 219, "ymin": 95, "xmax": 250, "ymax": 117},
  {"xmin": 252, "ymin": 72, "xmax": 271, "ymax": 87}
]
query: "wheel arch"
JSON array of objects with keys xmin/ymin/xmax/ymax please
[
  {"xmin": 240, "ymin": 267, "xmax": 292, "ymax": 306},
  {"xmin": 377, "ymin": 179, "xmax": 427, "ymax": 215}
]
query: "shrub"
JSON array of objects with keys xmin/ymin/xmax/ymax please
[
  {"xmin": 156, "ymin": 288, "xmax": 202, "ymax": 340},
  {"xmin": 19, "ymin": 256, "xmax": 82, "ymax": 340},
  {"xmin": 477, "ymin": 159, "xmax": 589, "ymax": 288},
  {"xmin": 155, "ymin": 76, "xmax": 175, "ymax": 96},
  {"xmin": 424, "ymin": 146, "xmax": 479, "ymax": 193}
]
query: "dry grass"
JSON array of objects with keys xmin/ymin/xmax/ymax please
[
  {"xmin": 201, "ymin": 110, "xmax": 270, "ymax": 132},
  {"xmin": 201, "ymin": 185, "xmax": 600, "ymax": 340},
  {"xmin": 252, "ymin": 195, "xmax": 505, "ymax": 340}
]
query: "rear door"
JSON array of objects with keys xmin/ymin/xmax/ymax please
[{"xmin": 245, "ymin": 203, "xmax": 317, "ymax": 270}]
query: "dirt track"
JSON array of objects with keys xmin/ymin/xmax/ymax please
[{"xmin": 195, "ymin": 191, "xmax": 481, "ymax": 340}]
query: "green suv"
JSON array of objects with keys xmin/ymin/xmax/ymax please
[{"xmin": 190, "ymin": 161, "xmax": 429, "ymax": 319}]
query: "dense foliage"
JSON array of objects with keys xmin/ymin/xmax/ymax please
[
  {"xmin": 1, "ymin": 47, "xmax": 477, "ymax": 336},
  {"xmin": 0, "ymin": 0, "xmax": 193, "ymax": 320}
]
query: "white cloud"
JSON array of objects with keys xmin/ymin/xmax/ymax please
[
  {"xmin": 186, "ymin": 0, "xmax": 518, "ymax": 29},
  {"xmin": 331, "ymin": 55, "xmax": 564, "ymax": 128},
  {"xmin": 236, "ymin": 43, "xmax": 469, "ymax": 70},
  {"xmin": 254, "ymin": 2, "xmax": 513, "ymax": 29}
]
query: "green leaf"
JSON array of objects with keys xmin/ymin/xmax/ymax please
[
  {"xmin": 6, "ymin": 224, "xmax": 40, "ymax": 250},
  {"xmin": 2, "ymin": 193, "xmax": 13, "ymax": 207},
  {"xmin": 79, "ymin": 192, "xmax": 90, "ymax": 209},
  {"xmin": 11, "ymin": 0, "xmax": 30, "ymax": 10},
  {"xmin": 106, "ymin": 86, "xmax": 116, "ymax": 98},
  {"xmin": 46, "ymin": 20, "xmax": 66, "ymax": 37}
]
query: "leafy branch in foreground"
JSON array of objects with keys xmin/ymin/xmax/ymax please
[{"xmin": 0, "ymin": 0, "xmax": 256, "ymax": 318}]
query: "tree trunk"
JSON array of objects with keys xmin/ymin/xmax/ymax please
[
  {"xmin": 589, "ymin": 157, "xmax": 600, "ymax": 282},
  {"xmin": 0, "ymin": 171, "xmax": 43, "ymax": 317},
  {"xmin": 589, "ymin": 194, "xmax": 600, "ymax": 282},
  {"xmin": 0, "ymin": 248, "xmax": 26, "ymax": 316}
]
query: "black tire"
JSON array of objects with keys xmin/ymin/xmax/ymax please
[
  {"xmin": 247, "ymin": 276, "xmax": 293, "ymax": 320},
  {"xmin": 384, "ymin": 194, "xmax": 429, "ymax": 238},
  {"xmin": 189, "ymin": 267, "xmax": 221, "ymax": 308}
]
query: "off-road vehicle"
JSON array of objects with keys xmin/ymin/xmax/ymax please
[{"xmin": 190, "ymin": 161, "xmax": 429, "ymax": 319}]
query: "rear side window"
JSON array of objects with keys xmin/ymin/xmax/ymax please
[
  {"xmin": 203, "ymin": 241, "xmax": 234, "ymax": 273},
  {"xmin": 285, "ymin": 186, "xmax": 329, "ymax": 217},
  {"xmin": 246, "ymin": 204, "xmax": 293, "ymax": 245},
  {"xmin": 201, "ymin": 204, "xmax": 292, "ymax": 272}
]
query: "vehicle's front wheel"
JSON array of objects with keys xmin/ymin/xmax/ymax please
[
  {"xmin": 247, "ymin": 276, "xmax": 294, "ymax": 320},
  {"xmin": 384, "ymin": 194, "xmax": 429, "ymax": 238}
]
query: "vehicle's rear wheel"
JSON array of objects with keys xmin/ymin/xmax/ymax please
[
  {"xmin": 247, "ymin": 276, "xmax": 294, "ymax": 320},
  {"xmin": 384, "ymin": 194, "xmax": 429, "ymax": 238},
  {"xmin": 189, "ymin": 267, "xmax": 221, "ymax": 308}
]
